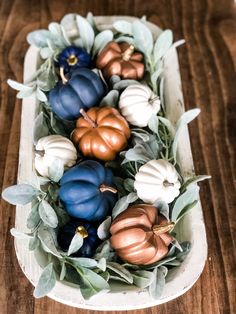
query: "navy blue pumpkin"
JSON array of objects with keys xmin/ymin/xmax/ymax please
[
  {"xmin": 57, "ymin": 218, "xmax": 100, "ymax": 257},
  {"xmin": 49, "ymin": 68, "xmax": 105, "ymax": 121},
  {"xmin": 59, "ymin": 160, "xmax": 117, "ymax": 221},
  {"xmin": 58, "ymin": 46, "xmax": 92, "ymax": 74}
]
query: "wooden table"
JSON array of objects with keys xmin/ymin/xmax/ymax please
[{"xmin": 0, "ymin": 0, "xmax": 235, "ymax": 313}]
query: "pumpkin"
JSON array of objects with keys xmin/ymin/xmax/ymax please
[
  {"xmin": 57, "ymin": 218, "xmax": 100, "ymax": 258},
  {"xmin": 49, "ymin": 68, "xmax": 105, "ymax": 121},
  {"xmin": 71, "ymin": 107, "xmax": 131, "ymax": 161},
  {"xmin": 34, "ymin": 135, "xmax": 77, "ymax": 178},
  {"xmin": 59, "ymin": 160, "xmax": 117, "ymax": 221},
  {"xmin": 134, "ymin": 159, "xmax": 181, "ymax": 204},
  {"xmin": 110, "ymin": 204, "xmax": 174, "ymax": 265},
  {"xmin": 96, "ymin": 42, "xmax": 144, "ymax": 80},
  {"xmin": 119, "ymin": 84, "xmax": 161, "ymax": 127},
  {"xmin": 58, "ymin": 46, "xmax": 92, "ymax": 75}
]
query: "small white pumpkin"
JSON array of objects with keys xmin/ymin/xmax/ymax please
[
  {"xmin": 119, "ymin": 84, "xmax": 161, "ymax": 127},
  {"xmin": 35, "ymin": 135, "xmax": 77, "ymax": 177},
  {"xmin": 134, "ymin": 159, "xmax": 181, "ymax": 204}
]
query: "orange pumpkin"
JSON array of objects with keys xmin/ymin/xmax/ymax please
[
  {"xmin": 96, "ymin": 42, "xmax": 145, "ymax": 80},
  {"xmin": 71, "ymin": 107, "xmax": 131, "ymax": 161},
  {"xmin": 110, "ymin": 204, "xmax": 174, "ymax": 265}
]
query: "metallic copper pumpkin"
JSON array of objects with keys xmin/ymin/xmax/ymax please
[
  {"xmin": 71, "ymin": 107, "xmax": 131, "ymax": 161},
  {"xmin": 110, "ymin": 204, "xmax": 174, "ymax": 265},
  {"xmin": 96, "ymin": 41, "xmax": 145, "ymax": 80}
]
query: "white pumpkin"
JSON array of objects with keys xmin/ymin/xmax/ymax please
[
  {"xmin": 134, "ymin": 159, "xmax": 181, "ymax": 204},
  {"xmin": 119, "ymin": 84, "xmax": 161, "ymax": 127},
  {"xmin": 35, "ymin": 135, "xmax": 77, "ymax": 177}
]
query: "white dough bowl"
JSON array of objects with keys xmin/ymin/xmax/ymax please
[{"xmin": 14, "ymin": 16, "xmax": 207, "ymax": 310}]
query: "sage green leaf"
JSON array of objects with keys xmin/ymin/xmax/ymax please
[
  {"xmin": 38, "ymin": 226, "xmax": 61, "ymax": 257},
  {"xmin": 175, "ymin": 200, "xmax": 198, "ymax": 224},
  {"xmin": 158, "ymin": 116, "xmax": 175, "ymax": 136},
  {"xmin": 148, "ymin": 114, "xmax": 159, "ymax": 135},
  {"xmin": 149, "ymin": 266, "xmax": 166, "ymax": 299},
  {"xmin": 48, "ymin": 158, "xmax": 64, "ymax": 183},
  {"xmin": 172, "ymin": 109, "xmax": 200, "ymax": 161},
  {"xmin": 77, "ymin": 266, "xmax": 110, "ymax": 299},
  {"xmin": 99, "ymin": 90, "xmax": 119, "ymax": 107},
  {"xmin": 67, "ymin": 257, "xmax": 97, "ymax": 268},
  {"xmin": 153, "ymin": 199, "xmax": 169, "ymax": 220},
  {"xmin": 123, "ymin": 178, "xmax": 135, "ymax": 193},
  {"xmin": 37, "ymin": 176, "xmax": 51, "ymax": 186},
  {"xmin": 113, "ymin": 20, "xmax": 133, "ymax": 35},
  {"xmin": 107, "ymin": 262, "xmax": 133, "ymax": 284},
  {"xmin": 40, "ymin": 47, "xmax": 53, "ymax": 59},
  {"xmin": 154, "ymin": 30, "xmax": 173, "ymax": 60},
  {"xmin": 97, "ymin": 258, "xmax": 106, "ymax": 272},
  {"xmin": 86, "ymin": 12, "xmax": 96, "ymax": 28},
  {"xmin": 177, "ymin": 241, "xmax": 191, "ymax": 261},
  {"xmin": 67, "ymin": 233, "xmax": 83, "ymax": 256},
  {"xmin": 34, "ymin": 263, "xmax": 56, "ymax": 298},
  {"xmin": 76, "ymin": 15, "xmax": 95, "ymax": 52},
  {"xmin": 97, "ymin": 216, "xmax": 111, "ymax": 240},
  {"xmin": 27, "ymin": 30, "xmax": 53, "ymax": 47},
  {"xmin": 38, "ymin": 200, "xmax": 58, "ymax": 228},
  {"xmin": 2, "ymin": 184, "xmax": 40, "ymax": 205},
  {"xmin": 36, "ymin": 88, "xmax": 47, "ymax": 102},
  {"xmin": 131, "ymin": 128, "xmax": 150, "ymax": 143},
  {"xmin": 27, "ymin": 203, "xmax": 41, "ymax": 230},
  {"xmin": 16, "ymin": 87, "xmax": 35, "ymax": 98},
  {"xmin": 132, "ymin": 270, "xmax": 154, "ymax": 288},
  {"xmin": 171, "ymin": 185, "xmax": 199, "ymax": 221},
  {"xmin": 94, "ymin": 240, "xmax": 115, "ymax": 261},
  {"xmin": 93, "ymin": 30, "xmax": 113, "ymax": 56},
  {"xmin": 181, "ymin": 175, "xmax": 211, "ymax": 192},
  {"xmin": 113, "ymin": 79, "xmax": 140, "ymax": 90},
  {"xmin": 33, "ymin": 112, "xmax": 49, "ymax": 144},
  {"xmin": 110, "ymin": 75, "xmax": 121, "ymax": 85},
  {"xmin": 112, "ymin": 192, "xmax": 138, "ymax": 219},
  {"xmin": 7, "ymin": 79, "xmax": 33, "ymax": 92},
  {"xmin": 29, "ymin": 234, "xmax": 40, "ymax": 251},
  {"xmin": 115, "ymin": 36, "xmax": 135, "ymax": 45},
  {"xmin": 60, "ymin": 262, "xmax": 66, "ymax": 280},
  {"xmin": 60, "ymin": 14, "xmax": 79, "ymax": 39},
  {"xmin": 132, "ymin": 20, "xmax": 153, "ymax": 55},
  {"xmin": 10, "ymin": 228, "xmax": 33, "ymax": 239},
  {"xmin": 151, "ymin": 69, "xmax": 163, "ymax": 88},
  {"xmin": 143, "ymin": 256, "xmax": 177, "ymax": 270},
  {"xmin": 171, "ymin": 238, "xmax": 183, "ymax": 252}
]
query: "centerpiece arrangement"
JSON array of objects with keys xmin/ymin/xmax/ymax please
[{"xmin": 2, "ymin": 13, "xmax": 210, "ymax": 303}]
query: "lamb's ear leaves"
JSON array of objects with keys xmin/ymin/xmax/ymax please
[
  {"xmin": 153, "ymin": 30, "xmax": 173, "ymax": 60},
  {"xmin": 76, "ymin": 15, "xmax": 95, "ymax": 52},
  {"xmin": 33, "ymin": 263, "xmax": 56, "ymax": 298},
  {"xmin": 2, "ymin": 184, "xmax": 40, "ymax": 205},
  {"xmin": 132, "ymin": 20, "xmax": 153, "ymax": 55},
  {"xmin": 67, "ymin": 233, "xmax": 83, "ymax": 256}
]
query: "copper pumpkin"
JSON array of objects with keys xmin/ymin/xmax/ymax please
[
  {"xmin": 96, "ymin": 42, "xmax": 145, "ymax": 80},
  {"xmin": 110, "ymin": 204, "xmax": 174, "ymax": 265},
  {"xmin": 71, "ymin": 107, "xmax": 131, "ymax": 161}
]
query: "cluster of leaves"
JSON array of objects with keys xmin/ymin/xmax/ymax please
[{"xmin": 3, "ymin": 13, "xmax": 211, "ymax": 301}]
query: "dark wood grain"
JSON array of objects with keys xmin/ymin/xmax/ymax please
[{"xmin": 0, "ymin": 0, "xmax": 235, "ymax": 313}]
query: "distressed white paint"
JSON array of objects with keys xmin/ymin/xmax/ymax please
[{"xmin": 15, "ymin": 16, "xmax": 207, "ymax": 310}]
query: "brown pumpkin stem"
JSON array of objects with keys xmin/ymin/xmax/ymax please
[
  {"xmin": 152, "ymin": 222, "xmax": 175, "ymax": 235},
  {"xmin": 149, "ymin": 96, "xmax": 160, "ymax": 105},
  {"xmin": 60, "ymin": 67, "xmax": 68, "ymax": 84},
  {"xmin": 35, "ymin": 149, "xmax": 45, "ymax": 157},
  {"xmin": 122, "ymin": 45, "xmax": 135, "ymax": 61},
  {"xmin": 80, "ymin": 109, "xmax": 97, "ymax": 128},
  {"xmin": 163, "ymin": 180, "xmax": 175, "ymax": 187},
  {"xmin": 99, "ymin": 184, "xmax": 117, "ymax": 194},
  {"xmin": 76, "ymin": 226, "xmax": 88, "ymax": 238}
]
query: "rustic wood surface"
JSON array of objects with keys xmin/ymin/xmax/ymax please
[{"xmin": 0, "ymin": 0, "xmax": 235, "ymax": 313}]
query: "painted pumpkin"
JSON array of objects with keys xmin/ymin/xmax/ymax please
[
  {"xmin": 58, "ymin": 46, "xmax": 92, "ymax": 75},
  {"xmin": 134, "ymin": 159, "xmax": 181, "ymax": 204},
  {"xmin": 119, "ymin": 84, "xmax": 161, "ymax": 127},
  {"xmin": 71, "ymin": 107, "xmax": 131, "ymax": 161},
  {"xmin": 110, "ymin": 204, "xmax": 174, "ymax": 265},
  {"xmin": 57, "ymin": 218, "xmax": 100, "ymax": 258},
  {"xmin": 96, "ymin": 42, "xmax": 144, "ymax": 80},
  {"xmin": 59, "ymin": 160, "xmax": 117, "ymax": 221},
  {"xmin": 35, "ymin": 135, "xmax": 77, "ymax": 178},
  {"xmin": 49, "ymin": 68, "xmax": 105, "ymax": 121}
]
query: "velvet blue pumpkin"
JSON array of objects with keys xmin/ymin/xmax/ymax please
[
  {"xmin": 57, "ymin": 218, "xmax": 100, "ymax": 257},
  {"xmin": 59, "ymin": 160, "xmax": 117, "ymax": 221},
  {"xmin": 58, "ymin": 46, "xmax": 92, "ymax": 74},
  {"xmin": 49, "ymin": 68, "xmax": 105, "ymax": 121}
]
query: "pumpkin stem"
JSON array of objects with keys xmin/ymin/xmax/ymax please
[
  {"xmin": 99, "ymin": 184, "xmax": 117, "ymax": 194},
  {"xmin": 122, "ymin": 45, "xmax": 135, "ymax": 61},
  {"xmin": 152, "ymin": 222, "xmax": 175, "ymax": 235},
  {"xmin": 80, "ymin": 109, "xmax": 97, "ymax": 128},
  {"xmin": 60, "ymin": 67, "xmax": 68, "ymax": 84},
  {"xmin": 149, "ymin": 96, "xmax": 160, "ymax": 105},
  {"xmin": 35, "ymin": 149, "xmax": 45, "ymax": 157},
  {"xmin": 76, "ymin": 226, "xmax": 88, "ymax": 238},
  {"xmin": 163, "ymin": 180, "xmax": 175, "ymax": 187}
]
